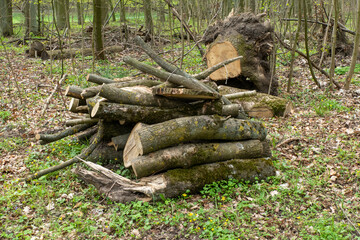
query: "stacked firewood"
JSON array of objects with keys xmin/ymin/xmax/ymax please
[{"xmin": 31, "ymin": 36, "xmax": 278, "ymax": 203}]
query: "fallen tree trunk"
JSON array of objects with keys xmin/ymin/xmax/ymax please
[
  {"xmin": 131, "ymin": 140, "xmax": 271, "ymax": 178},
  {"xmin": 123, "ymin": 115, "xmax": 267, "ymax": 167},
  {"xmin": 49, "ymin": 46, "xmax": 124, "ymax": 60},
  {"xmin": 91, "ymin": 101, "xmax": 225, "ymax": 123},
  {"xmin": 75, "ymin": 157, "xmax": 275, "ymax": 203},
  {"xmin": 219, "ymin": 86, "xmax": 293, "ymax": 118},
  {"xmin": 203, "ymin": 12, "xmax": 278, "ymax": 95}
]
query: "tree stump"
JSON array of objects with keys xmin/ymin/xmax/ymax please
[{"xmin": 203, "ymin": 12, "xmax": 278, "ymax": 95}]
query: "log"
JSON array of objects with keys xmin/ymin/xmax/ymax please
[
  {"xmin": 36, "ymin": 122, "xmax": 97, "ymax": 145},
  {"xmin": 218, "ymin": 86, "xmax": 293, "ymax": 118},
  {"xmin": 75, "ymin": 157, "xmax": 275, "ymax": 203},
  {"xmin": 72, "ymin": 126, "xmax": 98, "ymax": 142},
  {"xmin": 65, "ymin": 85, "xmax": 84, "ymax": 99},
  {"xmin": 203, "ymin": 12, "xmax": 278, "ymax": 95},
  {"xmin": 123, "ymin": 115, "xmax": 267, "ymax": 167},
  {"xmin": 152, "ymin": 87, "xmax": 219, "ymax": 100},
  {"xmin": 68, "ymin": 98, "xmax": 87, "ymax": 113},
  {"xmin": 48, "ymin": 45, "xmax": 124, "ymax": 60},
  {"xmin": 81, "ymin": 79, "xmax": 162, "ymax": 99},
  {"xmin": 110, "ymin": 133, "xmax": 130, "ymax": 151},
  {"xmin": 65, "ymin": 118, "xmax": 99, "ymax": 127},
  {"xmin": 91, "ymin": 101, "xmax": 224, "ymax": 124},
  {"xmin": 86, "ymin": 141, "xmax": 124, "ymax": 163},
  {"xmin": 99, "ymin": 85, "xmax": 189, "ymax": 108},
  {"xmin": 102, "ymin": 121, "xmax": 135, "ymax": 140},
  {"xmin": 74, "ymin": 106, "xmax": 89, "ymax": 114},
  {"xmin": 86, "ymin": 95, "xmax": 107, "ymax": 115},
  {"xmin": 131, "ymin": 140, "xmax": 271, "ymax": 178},
  {"xmin": 86, "ymin": 74, "xmax": 115, "ymax": 85}
]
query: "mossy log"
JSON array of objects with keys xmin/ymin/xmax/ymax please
[
  {"xmin": 131, "ymin": 140, "xmax": 271, "ymax": 178},
  {"xmin": 75, "ymin": 158, "xmax": 275, "ymax": 203},
  {"xmin": 123, "ymin": 115, "xmax": 267, "ymax": 167},
  {"xmin": 36, "ymin": 122, "xmax": 97, "ymax": 145},
  {"xmin": 81, "ymin": 79, "xmax": 162, "ymax": 99},
  {"xmin": 203, "ymin": 13, "xmax": 278, "ymax": 95},
  {"xmin": 218, "ymin": 86, "xmax": 293, "ymax": 118},
  {"xmin": 99, "ymin": 85, "xmax": 189, "ymax": 108},
  {"xmin": 91, "ymin": 101, "xmax": 225, "ymax": 124}
]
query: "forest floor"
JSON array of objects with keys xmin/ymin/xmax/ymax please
[{"xmin": 1, "ymin": 39, "xmax": 360, "ymax": 239}]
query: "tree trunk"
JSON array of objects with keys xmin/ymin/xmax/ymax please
[
  {"xmin": 143, "ymin": 0, "xmax": 153, "ymax": 40},
  {"xmin": 93, "ymin": 0, "xmax": 105, "ymax": 59},
  {"xmin": 123, "ymin": 115, "xmax": 267, "ymax": 167},
  {"xmin": 131, "ymin": 140, "xmax": 271, "ymax": 178},
  {"xmin": 75, "ymin": 158, "xmax": 275, "ymax": 203},
  {"xmin": 30, "ymin": 0, "xmax": 39, "ymax": 34},
  {"xmin": 76, "ymin": 1, "xmax": 84, "ymax": 25},
  {"xmin": 55, "ymin": 0, "xmax": 67, "ymax": 29},
  {"xmin": 0, "ymin": 0, "xmax": 13, "ymax": 37},
  {"xmin": 345, "ymin": 0, "xmax": 360, "ymax": 90}
]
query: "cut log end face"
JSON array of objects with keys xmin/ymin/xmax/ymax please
[{"xmin": 206, "ymin": 41, "xmax": 241, "ymax": 81}]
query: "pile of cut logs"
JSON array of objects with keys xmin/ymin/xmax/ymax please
[{"xmin": 29, "ymin": 36, "xmax": 281, "ymax": 203}]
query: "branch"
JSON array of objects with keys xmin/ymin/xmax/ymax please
[
  {"xmin": 192, "ymin": 56, "xmax": 243, "ymax": 80},
  {"xmin": 41, "ymin": 74, "xmax": 68, "ymax": 116},
  {"xmin": 21, "ymin": 121, "xmax": 104, "ymax": 182}
]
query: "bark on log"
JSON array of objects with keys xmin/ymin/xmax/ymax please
[
  {"xmin": 87, "ymin": 74, "xmax": 115, "ymax": 85},
  {"xmin": 86, "ymin": 141, "xmax": 124, "ymax": 163},
  {"xmin": 65, "ymin": 118, "xmax": 99, "ymax": 127},
  {"xmin": 36, "ymin": 122, "xmax": 97, "ymax": 145},
  {"xmin": 91, "ymin": 101, "xmax": 224, "ymax": 124},
  {"xmin": 99, "ymin": 85, "xmax": 189, "ymax": 108},
  {"xmin": 81, "ymin": 79, "xmax": 162, "ymax": 99},
  {"xmin": 68, "ymin": 98, "xmax": 87, "ymax": 113},
  {"xmin": 110, "ymin": 133, "xmax": 130, "ymax": 151},
  {"xmin": 123, "ymin": 115, "xmax": 267, "ymax": 167},
  {"xmin": 152, "ymin": 87, "xmax": 219, "ymax": 100},
  {"xmin": 49, "ymin": 46, "xmax": 124, "ymax": 60},
  {"xmin": 102, "ymin": 121, "xmax": 135, "ymax": 140},
  {"xmin": 218, "ymin": 86, "xmax": 293, "ymax": 118},
  {"xmin": 131, "ymin": 140, "xmax": 271, "ymax": 178},
  {"xmin": 65, "ymin": 85, "xmax": 84, "ymax": 99},
  {"xmin": 75, "ymin": 158, "xmax": 275, "ymax": 203}
]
